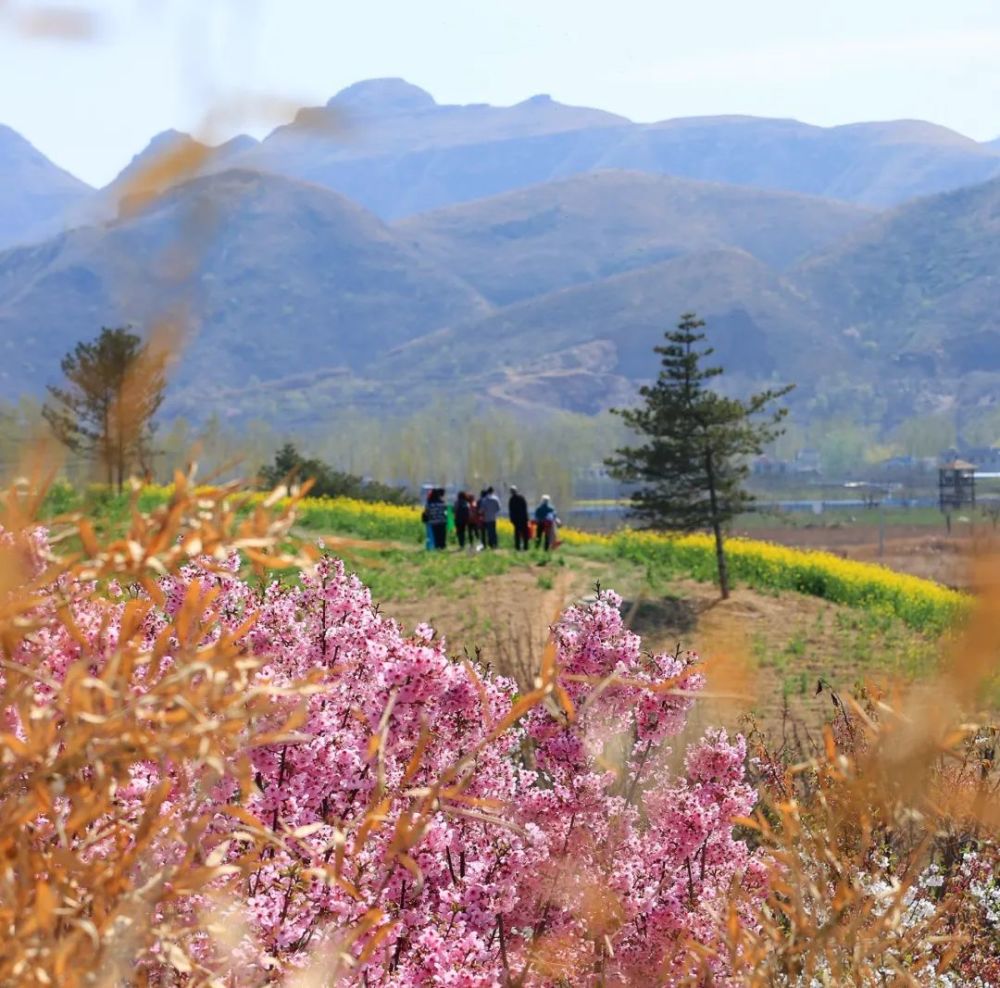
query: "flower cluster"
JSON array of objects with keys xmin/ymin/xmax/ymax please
[{"xmin": 229, "ymin": 565, "xmax": 764, "ymax": 984}]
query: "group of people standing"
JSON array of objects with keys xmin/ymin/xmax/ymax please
[{"xmin": 421, "ymin": 485, "xmax": 560, "ymax": 552}]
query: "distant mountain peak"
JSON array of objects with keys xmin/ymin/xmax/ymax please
[
  {"xmin": 103, "ymin": 129, "xmax": 259, "ymax": 201},
  {"xmin": 0, "ymin": 122, "xmax": 27, "ymax": 146},
  {"xmin": 218, "ymin": 133, "xmax": 259, "ymax": 155},
  {"xmin": 0, "ymin": 124, "xmax": 87, "ymax": 181},
  {"xmin": 0, "ymin": 123, "xmax": 91, "ymax": 248},
  {"xmin": 328, "ymin": 78, "xmax": 437, "ymax": 115},
  {"xmin": 146, "ymin": 128, "xmax": 196, "ymax": 148}
]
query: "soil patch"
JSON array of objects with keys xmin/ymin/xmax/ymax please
[
  {"xmin": 621, "ymin": 595, "xmax": 698, "ymax": 636},
  {"xmin": 378, "ymin": 562, "xmax": 937, "ymax": 743},
  {"xmin": 383, "ymin": 562, "xmax": 599, "ymax": 685}
]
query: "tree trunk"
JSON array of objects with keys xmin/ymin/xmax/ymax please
[
  {"xmin": 103, "ymin": 402, "xmax": 113, "ymax": 488},
  {"xmin": 711, "ymin": 516, "xmax": 730, "ymax": 600},
  {"xmin": 115, "ymin": 387, "xmax": 125, "ymax": 494},
  {"xmin": 704, "ymin": 451, "xmax": 730, "ymax": 599}
]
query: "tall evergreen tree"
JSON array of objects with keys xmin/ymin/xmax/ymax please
[
  {"xmin": 607, "ymin": 313, "xmax": 793, "ymax": 598},
  {"xmin": 43, "ymin": 327, "xmax": 166, "ymax": 491}
]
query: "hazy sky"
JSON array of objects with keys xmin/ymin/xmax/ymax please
[{"xmin": 3, "ymin": 0, "xmax": 999, "ymax": 186}]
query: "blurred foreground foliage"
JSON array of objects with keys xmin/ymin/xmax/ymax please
[{"xmin": 0, "ymin": 471, "xmax": 998, "ymax": 983}]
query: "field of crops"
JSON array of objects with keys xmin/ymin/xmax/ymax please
[
  {"xmin": 289, "ymin": 495, "xmax": 968, "ymax": 634},
  {"xmin": 48, "ymin": 485, "xmax": 966, "ymax": 635}
]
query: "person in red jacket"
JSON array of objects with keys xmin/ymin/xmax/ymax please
[{"xmin": 468, "ymin": 493, "xmax": 484, "ymax": 548}]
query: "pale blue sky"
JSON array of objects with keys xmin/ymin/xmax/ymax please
[{"xmin": 3, "ymin": 0, "xmax": 999, "ymax": 186}]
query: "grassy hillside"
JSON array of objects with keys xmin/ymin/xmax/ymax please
[
  {"xmin": 0, "ymin": 169, "xmax": 489, "ymax": 404},
  {"xmin": 48, "ymin": 484, "xmax": 962, "ymax": 729},
  {"xmin": 394, "ymin": 170, "xmax": 875, "ymax": 304},
  {"xmin": 373, "ymin": 249, "xmax": 836, "ymax": 414},
  {"xmin": 795, "ymin": 174, "xmax": 1000, "ymax": 376}
]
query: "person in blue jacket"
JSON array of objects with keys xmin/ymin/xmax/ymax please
[{"xmin": 534, "ymin": 495, "xmax": 557, "ymax": 551}]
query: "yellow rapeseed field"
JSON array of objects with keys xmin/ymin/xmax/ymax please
[{"xmin": 137, "ymin": 488, "xmax": 967, "ymax": 633}]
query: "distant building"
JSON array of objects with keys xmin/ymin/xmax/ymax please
[
  {"xmin": 938, "ymin": 446, "xmax": 1000, "ymax": 470},
  {"xmin": 751, "ymin": 454, "xmax": 787, "ymax": 477},
  {"xmin": 879, "ymin": 455, "xmax": 919, "ymax": 472},
  {"xmin": 963, "ymin": 446, "xmax": 1000, "ymax": 469},
  {"xmin": 752, "ymin": 448, "xmax": 821, "ymax": 478},
  {"xmin": 877, "ymin": 455, "xmax": 939, "ymax": 476},
  {"xmin": 790, "ymin": 448, "xmax": 822, "ymax": 476},
  {"xmin": 939, "ymin": 459, "xmax": 976, "ymax": 513}
]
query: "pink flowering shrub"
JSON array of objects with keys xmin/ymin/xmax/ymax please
[
  {"xmin": 197, "ymin": 556, "xmax": 765, "ymax": 983},
  {"xmin": 3, "ymin": 521, "xmax": 765, "ymax": 985}
]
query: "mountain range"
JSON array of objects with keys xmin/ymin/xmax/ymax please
[
  {"xmin": 224, "ymin": 80, "xmax": 1000, "ymax": 217},
  {"xmin": 2, "ymin": 78, "xmax": 1000, "ymax": 432},
  {"xmin": 0, "ymin": 169, "xmax": 486, "ymax": 403},
  {"xmin": 6, "ymin": 78, "xmax": 1000, "ymax": 250}
]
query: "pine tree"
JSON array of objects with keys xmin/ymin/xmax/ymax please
[
  {"xmin": 43, "ymin": 327, "xmax": 167, "ymax": 491},
  {"xmin": 607, "ymin": 313, "xmax": 793, "ymax": 598}
]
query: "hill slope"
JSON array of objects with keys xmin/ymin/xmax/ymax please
[
  {"xmin": 0, "ymin": 169, "xmax": 488, "ymax": 404},
  {"xmin": 794, "ymin": 174, "xmax": 1000, "ymax": 382},
  {"xmin": 0, "ymin": 126, "xmax": 93, "ymax": 249},
  {"xmin": 5, "ymin": 128, "xmax": 1000, "ymax": 429},
  {"xmin": 395, "ymin": 171, "xmax": 875, "ymax": 304},
  {"xmin": 242, "ymin": 79, "xmax": 629, "ymax": 218},
  {"xmin": 370, "ymin": 250, "xmax": 834, "ymax": 415}
]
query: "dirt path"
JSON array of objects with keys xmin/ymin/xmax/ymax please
[
  {"xmin": 383, "ymin": 563, "xmax": 595, "ymax": 684},
  {"xmin": 377, "ymin": 561, "xmax": 931, "ymax": 743},
  {"xmin": 625, "ymin": 582, "xmax": 873, "ymax": 742}
]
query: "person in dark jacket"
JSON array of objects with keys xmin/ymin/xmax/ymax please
[
  {"xmin": 453, "ymin": 491, "xmax": 471, "ymax": 549},
  {"xmin": 422, "ymin": 488, "xmax": 448, "ymax": 550},
  {"xmin": 423, "ymin": 486, "xmax": 434, "ymax": 549},
  {"xmin": 508, "ymin": 485, "xmax": 530, "ymax": 551}
]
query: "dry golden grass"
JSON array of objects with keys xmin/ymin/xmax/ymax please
[
  {"xmin": 0, "ymin": 471, "xmax": 319, "ymax": 984},
  {"xmin": 723, "ymin": 556, "xmax": 1000, "ymax": 984}
]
